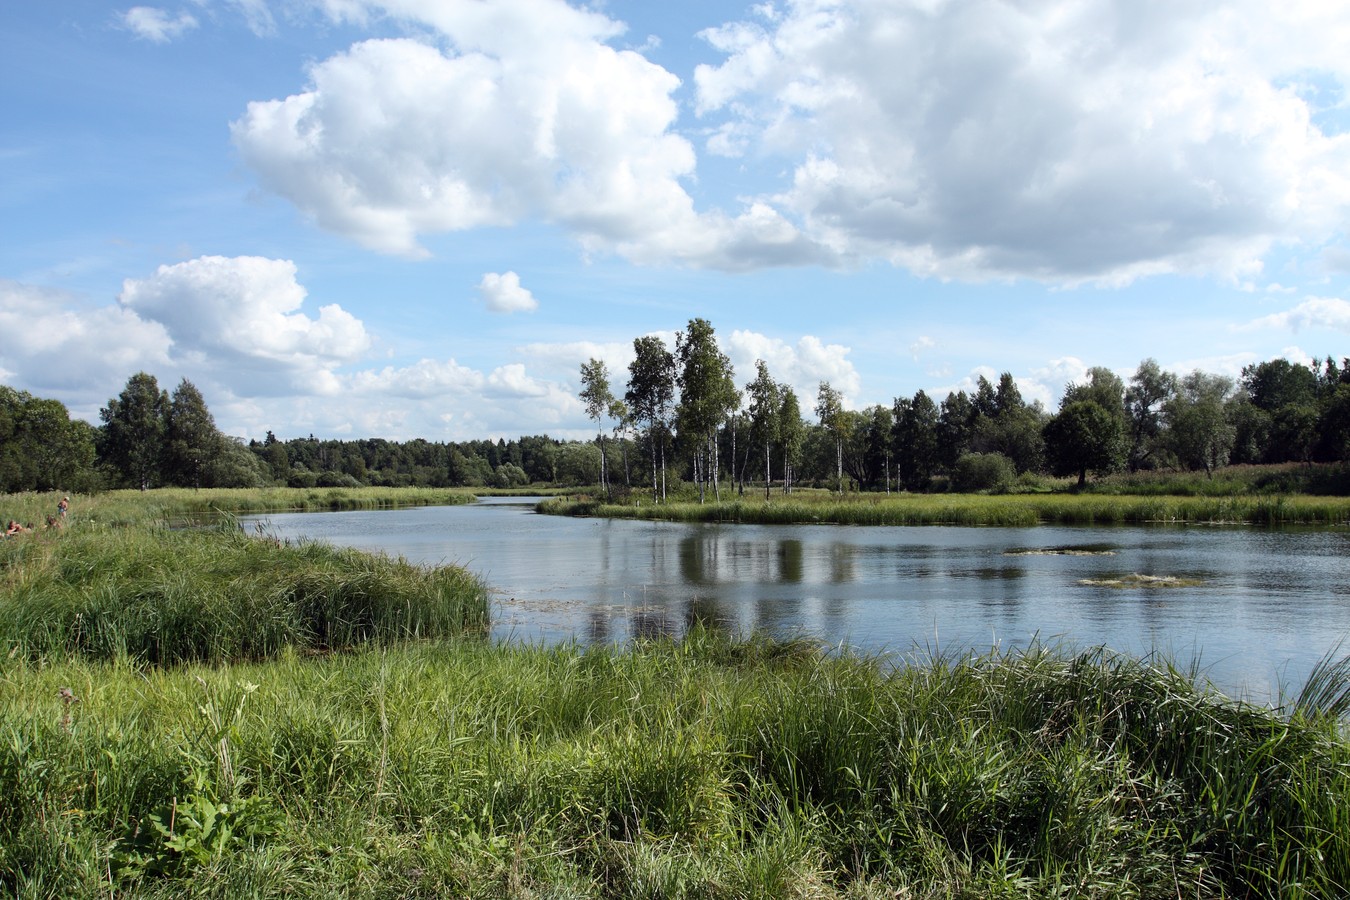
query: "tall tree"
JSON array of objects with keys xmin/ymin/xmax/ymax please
[
  {"xmin": 99, "ymin": 372, "xmax": 168, "ymax": 490},
  {"xmin": 1238, "ymin": 358, "xmax": 1320, "ymax": 463},
  {"xmin": 894, "ymin": 390, "xmax": 940, "ymax": 490},
  {"xmin": 626, "ymin": 335, "xmax": 676, "ymax": 502},
  {"xmin": 579, "ymin": 358, "xmax": 616, "ymax": 497},
  {"xmin": 778, "ymin": 388, "xmax": 804, "ymax": 494},
  {"xmin": 1124, "ymin": 359, "xmax": 1177, "ymax": 471},
  {"xmin": 0, "ymin": 386, "xmax": 96, "ymax": 493},
  {"xmin": 166, "ymin": 379, "xmax": 220, "ymax": 489},
  {"xmin": 1044, "ymin": 400, "xmax": 1124, "ymax": 487},
  {"xmin": 937, "ymin": 390, "xmax": 974, "ymax": 472},
  {"xmin": 815, "ymin": 381, "xmax": 847, "ymax": 493},
  {"xmin": 861, "ymin": 404, "xmax": 894, "ymax": 491},
  {"xmin": 674, "ymin": 319, "xmax": 737, "ymax": 503},
  {"xmin": 745, "ymin": 360, "xmax": 781, "ymax": 499},
  {"xmin": 1165, "ymin": 371, "xmax": 1236, "ymax": 477}
]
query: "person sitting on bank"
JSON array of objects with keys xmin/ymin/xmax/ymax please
[{"xmin": 4, "ymin": 520, "xmax": 28, "ymax": 536}]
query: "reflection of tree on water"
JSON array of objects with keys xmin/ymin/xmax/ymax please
[
  {"xmin": 829, "ymin": 543, "xmax": 855, "ymax": 583},
  {"xmin": 679, "ymin": 534, "xmax": 719, "ymax": 585},
  {"xmin": 779, "ymin": 539, "xmax": 803, "ymax": 582},
  {"xmin": 586, "ymin": 607, "xmax": 611, "ymax": 645}
]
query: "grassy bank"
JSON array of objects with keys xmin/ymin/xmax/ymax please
[
  {"xmin": 3, "ymin": 489, "xmax": 1349, "ymax": 896},
  {"xmin": 540, "ymin": 490, "xmax": 1350, "ymax": 527},
  {"xmin": 2, "ymin": 632, "xmax": 1348, "ymax": 897},
  {"xmin": 0, "ymin": 523, "xmax": 489, "ymax": 665}
]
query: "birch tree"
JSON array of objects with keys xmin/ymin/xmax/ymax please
[
  {"xmin": 746, "ymin": 360, "xmax": 781, "ymax": 499},
  {"xmin": 579, "ymin": 358, "xmax": 615, "ymax": 497},
  {"xmin": 815, "ymin": 381, "xmax": 846, "ymax": 493},
  {"xmin": 626, "ymin": 335, "xmax": 676, "ymax": 502},
  {"xmin": 675, "ymin": 319, "xmax": 737, "ymax": 503}
]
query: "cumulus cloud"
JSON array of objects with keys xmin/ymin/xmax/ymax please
[
  {"xmin": 117, "ymin": 256, "xmax": 371, "ymax": 393},
  {"xmin": 518, "ymin": 339, "xmax": 639, "ymax": 380},
  {"xmin": 121, "ymin": 6, "xmax": 198, "ymax": 42},
  {"xmin": 478, "ymin": 271, "xmax": 538, "ymax": 313},
  {"xmin": 1242, "ymin": 296, "xmax": 1350, "ymax": 332},
  {"xmin": 695, "ymin": 0, "xmax": 1350, "ymax": 284},
  {"xmin": 227, "ymin": 0, "xmax": 1350, "ymax": 283},
  {"xmin": 0, "ymin": 269, "xmax": 591, "ymax": 442},
  {"xmin": 230, "ymin": 1, "xmax": 724, "ymax": 261},
  {"xmin": 725, "ymin": 330, "xmax": 860, "ymax": 405},
  {"xmin": 0, "ymin": 280, "xmax": 172, "ymax": 408}
]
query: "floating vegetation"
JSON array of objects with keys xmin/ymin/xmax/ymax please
[
  {"xmin": 1079, "ymin": 573, "xmax": 1206, "ymax": 588},
  {"xmin": 1006, "ymin": 545, "xmax": 1117, "ymax": 556}
]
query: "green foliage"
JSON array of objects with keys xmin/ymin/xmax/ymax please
[
  {"xmin": 1043, "ymin": 399, "xmax": 1125, "ymax": 487},
  {"xmin": 952, "ymin": 452, "xmax": 1017, "ymax": 493},
  {"xmin": 0, "ymin": 386, "xmax": 98, "ymax": 493},
  {"xmin": 0, "ymin": 512, "xmax": 488, "ymax": 665},
  {"xmin": 2, "ymin": 634, "xmax": 1349, "ymax": 896}
]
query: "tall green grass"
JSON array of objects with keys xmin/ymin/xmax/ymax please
[
  {"xmin": 0, "ymin": 522, "xmax": 488, "ymax": 664},
  {"xmin": 540, "ymin": 491, "xmax": 1350, "ymax": 527},
  {"xmin": 2, "ymin": 632, "xmax": 1347, "ymax": 897},
  {"xmin": 1, "ymin": 487, "xmax": 479, "ymax": 535}
]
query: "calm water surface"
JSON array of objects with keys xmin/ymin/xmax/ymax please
[{"xmin": 245, "ymin": 498, "xmax": 1350, "ymax": 702}]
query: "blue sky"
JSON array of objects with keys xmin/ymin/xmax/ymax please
[{"xmin": 3, "ymin": 0, "xmax": 1349, "ymax": 442}]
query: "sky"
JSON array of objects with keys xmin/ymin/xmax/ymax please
[{"xmin": 3, "ymin": 0, "xmax": 1349, "ymax": 443}]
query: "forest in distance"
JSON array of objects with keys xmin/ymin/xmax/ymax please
[{"xmin": 4, "ymin": 318, "xmax": 1350, "ymax": 498}]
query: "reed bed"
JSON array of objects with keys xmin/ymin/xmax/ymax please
[
  {"xmin": 1, "ymin": 486, "xmax": 475, "ymax": 528},
  {"xmin": 540, "ymin": 491, "xmax": 1350, "ymax": 527},
  {"xmin": 0, "ymin": 521, "xmax": 489, "ymax": 664},
  {"xmin": 1, "ymin": 630, "xmax": 1347, "ymax": 897}
]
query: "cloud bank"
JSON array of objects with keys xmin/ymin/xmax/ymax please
[{"xmin": 229, "ymin": 0, "xmax": 1350, "ymax": 285}]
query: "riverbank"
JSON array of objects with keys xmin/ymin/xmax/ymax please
[
  {"xmin": 539, "ymin": 490, "xmax": 1350, "ymax": 527},
  {"xmin": 3, "ymin": 628, "xmax": 1348, "ymax": 897},
  {"xmin": 3, "ymin": 490, "xmax": 1350, "ymax": 896}
]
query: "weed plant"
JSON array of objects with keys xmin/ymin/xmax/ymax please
[{"xmin": 2, "ymin": 630, "xmax": 1347, "ymax": 897}]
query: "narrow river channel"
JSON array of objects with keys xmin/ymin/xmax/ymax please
[{"xmin": 244, "ymin": 498, "xmax": 1350, "ymax": 704}]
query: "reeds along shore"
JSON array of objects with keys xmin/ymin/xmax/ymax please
[
  {"xmin": 539, "ymin": 490, "xmax": 1350, "ymax": 527},
  {"xmin": 1, "ymin": 487, "xmax": 1349, "ymax": 896}
]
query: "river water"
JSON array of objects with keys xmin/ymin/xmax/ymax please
[{"xmin": 244, "ymin": 498, "xmax": 1350, "ymax": 703}]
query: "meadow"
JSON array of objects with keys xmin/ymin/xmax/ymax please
[{"xmin": 2, "ymin": 487, "xmax": 1349, "ymax": 897}]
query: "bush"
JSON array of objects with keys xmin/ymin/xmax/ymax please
[{"xmin": 952, "ymin": 452, "xmax": 1016, "ymax": 493}]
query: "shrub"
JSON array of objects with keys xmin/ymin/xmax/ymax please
[{"xmin": 952, "ymin": 452, "xmax": 1016, "ymax": 493}]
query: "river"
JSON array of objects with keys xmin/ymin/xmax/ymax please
[{"xmin": 243, "ymin": 497, "xmax": 1350, "ymax": 703}]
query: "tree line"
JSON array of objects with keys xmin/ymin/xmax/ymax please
[
  {"xmin": 2, "ymin": 334, "xmax": 1348, "ymax": 496},
  {"xmin": 579, "ymin": 319, "xmax": 1350, "ymax": 499}
]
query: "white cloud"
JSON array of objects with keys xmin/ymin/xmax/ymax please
[
  {"xmin": 229, "ymin": 0, "xmax": 276, "ymax": 36},
  {"xmin": 0, "ymin": 280, "xmax": 172, "ymax": 409},
  {"xmin": 1242, "ymin": 296, "xmax": 1350, "ymax": 332},
  {"xmin": 228, "ymin": 0, "xmax": 1350, "ymax": 283},
  {"xmin": 478, "ymin": 271, "xmax": 538, "ymax": 313},
  {"xmin": 725, "ymin": 329, "xmax": 860, "ymax": 406},
  {"xmin": 0, "ymin": 271, "xmax": 592, "ymax": 442},
  {"xmin": 518, "ymin": 339, "xmax": 638, "ymax": 380},
  {"xmin": 117, "ymin": 256, "xmax": 371, "ymax": 394},
  {"xmin": 909, "ymin": 335, "xmax": 936, "ymax": 359},
  {"xmin": 121, "ymin": 7, "xmax": 198, "ymax": 42},
  {"xmin": 689, "ymin": 0, "xmax": 1350, "ymax": 284}
]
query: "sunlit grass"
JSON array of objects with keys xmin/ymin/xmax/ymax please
[
  {"xmin": 540, "ymin": 489, "xmax": 1350, "ymax": 527},
  {"xmin": 0, "ymin": 521, "xmax": 489, "ymax": 664},
  {"xmin": 2, "ymin": 632, "xmax": 1347, "ymax": 897}
]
